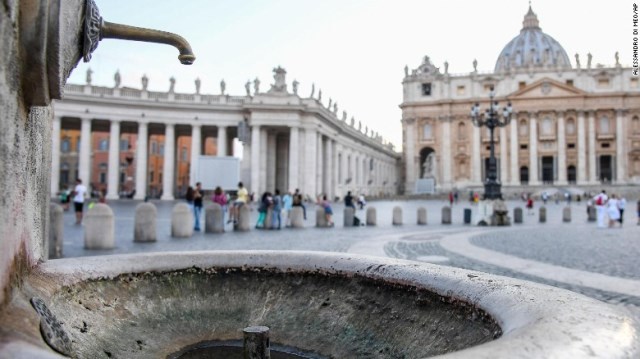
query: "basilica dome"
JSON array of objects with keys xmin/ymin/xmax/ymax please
[{"xmin": 494, "ymin": 6, "xmax": 571, "ymax": 72}]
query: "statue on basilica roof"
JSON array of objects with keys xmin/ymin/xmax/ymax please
[
  {"xmin": 310, "ymin": 83, "xmax": 315, "ymax": 98},
  {"xmin": 220, "ymin": 79, "xmax": 226, "ymax": 95},
  {"xmin": 587, "ymin": 53, "xmax": 592, "ymax": 69},
  {"xmin": 114, "ymin": 70, "xmax": 121, "ymax": 88},
  {"xmin": 473, "ymin": 59, "xmax": 478, "ymax": 72},
  {"xmin": 292, "ymin": 79, "xmax": 299, "ymax": 95},
  {"xmin": 575, "ymin": 53, "xmax": 581, "ymax": 69},
  {"xmin": 253, "ymin": 77, "xmax": 260, "ymax": 95},
  {"xmin": 86, "ymin": 68, "xmax": 93, "ymax": 85},
  {"xmin": 615, "ymin": 51, "xmax": 620, "ymax": 66},
  {"xmin": 404, "ymin": 65, "xmax": 409, "ymax": 77},
  {"xmin": 268, "ymin": 66, "xmax": 288, "ymax": 93},
  {"xmin": 169, "ymin": 76, "xmax": 175, "ymax": 93},
  {"xmin": 195, "ymin": 77, "xmax": 201, "ymax": 94},
  {"xmin": 141, "ymin": 74, "xmax": 149, "ymax": 91},
  {"xmin": 245, "ymin": 80, "xmax": 251, "ymax": 96}
]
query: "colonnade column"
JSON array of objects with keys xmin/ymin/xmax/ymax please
[
  {"xmin": 161, "ymin": 123, "xmax": 175, "ymax": 200},
  {"xmin": 441, "ymin": 117, "xmax": 452, "ymax": 189},
  {"xmin": 304, "ymin": 127, "xmax": 317, "ymax": 197},
  {"xmin": 404, "ymin": 119, "xmax": 416, "ymax": 192},
  {"xmin": 288, "ymin": 126, "xmax": 299, "ymax": 191},
  {"xmin": 218, "ymin": 126, "xmax": 227, "ymax": 157},
  {"xmin": 189, "ymin": 124, "xmax": 202, "ymax": 184},
  {"xmin": 499, "ymin": 125, "xmax": 508, "ymax": 185},
  {"xmin": 326, "ymin": 138, "xmax": 334, "ymax": 198},
  {"xmin": 317, "ymin": 133, "xmax": 324, "ymax": 195},
  {"xmin": 616, "ymin": 110, "xmax": 626, "ymax": 183},
  {"xmin": 260, "ymin": 129, "xmax": 268, "ymax": 193},
  {"xmin": 266, "ymin": 131, "xmax": 276, "ymax": 191},
  {"xmin": 587, "ymin": 111, "xmax": 597, "ymax": 183},
  {"xmin": 134, "ymin": 122, "xmax": 148, "ymax": 200},
  {"xmin": 557, "ymin": 112, "xmax": 568, "ymax": 185},
  {"xmin": 471, "ymin": 122, "xmax": 481, "ymax": 184},
  {"xmin": 78, "ymin": 117, "xmax": 92, "ymax": 185},
  {"xmin": 250, "ymin": 125, "xmax": 261, "ymax": 195},
  {"xmin": 528, "ymin": 113, "xmax": 540, "ymax": 185},
  {"xmin": 577, "ymin": 111, "xmax": 587, "ymax": 184},
  {"xmin": 50, "ymin": 116, "xmax": 61, "ymax": 194},
  {"xmin": 509, "ymin": 118, "xmax": 519, "ymax": 185},
  {"xmin": 106, "ymin": 120, "xmax": 121, "ymax": 200}
]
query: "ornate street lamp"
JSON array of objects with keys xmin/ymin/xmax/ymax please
[{"xmin": 470, "ymin": 86, "xmax": 513, "ymax": 200}]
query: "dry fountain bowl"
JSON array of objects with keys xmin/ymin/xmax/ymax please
[{"xmin": 2, "ymin": 251, "xmax": 638, "ymax": 358}]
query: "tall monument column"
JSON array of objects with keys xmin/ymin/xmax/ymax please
[
  {"xmin": 587, "ymin": 111, "xmax": 597, "ymax": 183},
  {"xmin": 189, "ymin": 124, "xmax": 202, "ymax": 184},
  {"xmin": 288, "ymin": 126, "xmax": 299, "ymax": 191},
  {"xmin": 51, "ymin": 116, "xmax": 61, "ymax": 194},
  {"xmin": 528, "ymin": 113, "xmax": 540, "ymax": 185},
  {"xmin": 577, "ymin": 111, "xmax": 587, "ymax": 184},
  {"xmin": 509, "ymin": 117, "xmax": 519, "ymax": 185},
  {"xmin": 134, "ymin": 122, "xmax": 148, "ymax": 200},
  {"xmin": 557, "ymin": 112, "xmax": 568, "ymax": 185},
  {"xmin": 615, "ymin": 109, "xmax": 626, "ymax": 183},
  {"xmin": 78, "ymin": 117, "xmax": 92, "ymax": 185},
  {"xmin": 161, "ymin": 123, "xmax": 176, "ymax": 200},
  {"xmin": 217, "ymin": 126, "xmax": 227, "ymax": 157},
  {"xmin": 106, "ymin": 119, "xmax": 121, "ymax": 200}
]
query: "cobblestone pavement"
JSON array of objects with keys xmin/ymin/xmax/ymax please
[{"xmin": 58, "ymin": 198, "xmax": 640, "ymax": 324}]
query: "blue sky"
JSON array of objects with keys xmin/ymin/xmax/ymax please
[{"xmin": 68, "ymin": 0, "xmax": 630, "ymax": 148}]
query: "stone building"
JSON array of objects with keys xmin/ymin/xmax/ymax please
[
  {"xmin": 401, "ymin": 6, "xmax": 640, "ymax": 194},
  {"xmin": 53, "ymin": 67, "xmax": 400, "ymax": 200}
]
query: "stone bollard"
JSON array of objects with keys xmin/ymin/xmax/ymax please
[
  {"xmin": 344, "ymin": 207, "xmax": 355, "ymax": 227},
  {"xmin": 539, "ymin": 206, "xmax": 547, "ymax": 223},
  {"xmin": 441, "ymin": 206, "xmax": 452, "ymax": 224},
  {"xmin": 49, "ymin": 203, "xmax": 64, "ymax": 259},
  {"xmin": 562, "ymin": 206, "xmax": 571, "ymax": 223},
  {"xmin": 264, "ymin": 208, "xmax": 273, "ymax": 230},
  {"xmin": 417, "ymin": 207, "xmax": 427, "ymax": 225},
  {"xmin": 205, "ymin": 203, "xmax": 224, "ymax": 233},
  {"xmin": 392, "ymin": 206, "xmax": 402, "ymax": 225},
  {"xmin": 134, "ymin": 202, "xmax": 157, "ymax": 242},
  {"xmin": 84, "ymin": 203, "xmax": 115, "ymax": 249},
  {"xmin": 514, "ymin": 207, "xmax": 523, "ymax": 224},
  {"xmin": 316, "ymin": 207, "xmax": 327, "ymax": 227},
  {"xmin": 587, "ymin": 206, "xmax": 596, "ymax": 222},
  {"xmin": 236, "ymin": 205, "xmax": 251, "ymax": 231},
  {"xmin": 366, "ymin": 207, "xmax": 377, "ymax": 226},
  {"xmin": 244, "ymin": 326, "xmax": 270, "ymax": 359},
  {"xmin": 171, "ymin": 203, "xmax": 194, "ymax": 238},
  {"xmin": 290, "ymin": 207, "xmax": 304, "ymax": 228}
]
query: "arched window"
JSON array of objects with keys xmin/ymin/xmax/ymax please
[
  {"xmin": 542, "ymin": 117, "xmax": 553, "ymax": 135},
  {"xmin": 599, "ymin": 116, "xmax": 610, "ymax": 134},
  {"xmin": 566, "ymin": 118, "xmax": 576, "ymax": 135},
  {"xmin": 519, "ymin": 120, "xmax": 528, "ymax": 136},
  {"xmin": 458, "ymin": 122, "xmax": 467, "ymax": 140},
  {"xmin": 423, "ymin": 123, "xmax": 432, "ymax": 140},
  {"xmin": 98, "ymin": 139, "xmax": 108, "ymax": 151}
]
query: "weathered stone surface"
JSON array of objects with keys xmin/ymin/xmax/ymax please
[
  {"xmin": 316, "ymin": 207, "xmax": 327, "ymax": 227},
  {"xmin": 539, "ymin": 207, "xmax": 547, "ymax": 223},
  {"xmin": 290, "ymin": 207, "xmax": 304, "ymax": 228},
  {"xmin": 562, "ymin": 206, "xmax": 571, "ymax": 223},
  {"xmin": 366, "ymin": 207, "xmax": 377, "ymax": 226},
  {"xmin": 49, "ymin": 204, "xmax": 64, "ymax": 259},
  {"xmin": 441, "ymin": 206, "xmax": 452, "ymax": 224},
  {"xmin": 392, "ymin": 206, "xmax": 402, "ymax": 225},
  {"xmin": 205, "ymin": 203, "xmax": 225, "ymax": 233},
  {"xmin": 134, "ymin": 202, "xmax": 157, "ymax": 242},
  {"xmin": 417, "ymin": 207, "xmax": 427, "ymax": 225},
  {"xmin": 236, "ymin": 205, "xmax": 251, "ymax": 232},
  {"xmin": 171, "ymin": 203, "xmax": 193, "ymax": 238},
  {"xmin": 514, "ymin": 207, "xmax": 523, "ymax": 224},
  {"xmin": 344, "ymin": 207, "xmax": 355, "ymax": 227},
  {"xmin": 84, "ymin": 204, "xmax": 115, "ymax": 249}
]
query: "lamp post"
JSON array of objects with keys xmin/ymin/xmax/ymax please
[{"xmin": 470, "ymin": 86, "xmax": 513, "ymax": 200}]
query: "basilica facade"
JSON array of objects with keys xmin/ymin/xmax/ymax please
[{"xmin": 401, "ymin": 6, "xmax": 640, "ymax": 194}]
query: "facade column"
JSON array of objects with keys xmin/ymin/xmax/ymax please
[
  {"xmin": 404, "ymin": 119, "xmax": 416, "ymax": 193},
  {"xmin": 326, "ymin": 138, "xmax": 334, "ymax": 198},
  {"xmin": 577, "ymin": 111, "xmax": 587, "ymax": 184},
  {"xmin": 304, "ymin": 127, "xmax": 318, "ymax": 197},
  {"xmin": 615, "ymin": 110, "xmax": 626, "ymax": 183},
  {"xmin": 134, "ymin": 122, "xmax": 148, "ymax": 200},
  {"xmin": 529, "ymin": 113, "xmax": 540, "ymax": 185},
  {"xmin": 288, "ymin": 126, "xmax": 299, "ymax": 191},
  {"xmin": 317, "ymin": 133, "xmax": 324, "ymax": 195},
  {"xmin": 557, "ymin": 112, "xmax": 568, "ymax": 185},
  {"xmin": 441, "ymin": 116, "xmax": 452, "ymax": 189},
  {"xmin": 250, "ymin": 125, "xmax": 261, "ymax": 195},
  {"xmin": 217, "ymin": 126, "xmax": 227, "ymax": 156},
  {"xmin": 106, "ymin": 120, "xmax": 121, "ymax": 200},
  {"xmin": 260, "ymin": 128, "xmax": 268, "ymax": 193},
  {"xmin": 266, "ymin": 131, "xmax": 277, "ymax": 191},
  {"xmin": 499, "ymin": 125, "xmax": 508, "ymax": 185},
  {"xmin": 51, "ymin": 116, "xmax": 61, "ymax": 194},
  {"xmin": 509, "ymin": 117, "xmax": 519, "ymax": 185},
  {"xmin": 471, "ymin": 122, "xmax": 481, "ymax": 184},
  {"xmin": 161, "ymin": 123, "xmax": 175, "ymax": 200},
  {"xmin": 78, "ymin": 117, "xmax": 92, "ymax": 185},
  {"xmin": 189, "ymin": 124, "xmax": 202, "ymax": 184},
  {"xmin": 587, "ymin": 111, "xmax": 597, "ymax": 183}
]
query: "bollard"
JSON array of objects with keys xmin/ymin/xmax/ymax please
[
  {"xmin": 514, "ymin": 207, "xmax": 523, "ymax": 224},
  {"xmin": 236, "ymin": 205, "xmax": 251, "ymax": 231},
  {"xmin": 290, "ymin": 207, "xmax": 304, "ymax": 228},
  {"xmin": 171, "ymin": 203, "xmax": 194, "ymax": 238},
  {"xmin": 441, "ymin": 206, "xmax": 452, "ymax": 224},
  {"xmin": 134, "ymin": 202, "xmax": 157, "ymax": 242},
  {"xmin": 392, "ymin": 206, "xmax": 402, "ymax": 225},
  {"xmin": 417, "ymin": 207, "xmax": 427, "ymax": 225},
  {"xmin": 539, "ymin": 206, "xmax": 547, "ymax": 223},
  {"xmin": 205, "ymin": 203, "xmax": 224, "ymax": 233},
  {"xmin": 316, "ymin": 207, "xmax": 327, "ymax": 227},
  {"xmin": 344, "ymin": 207, "xmax": 355, "ymax": 227},
  {"xmin": 463, "ymin": 208, "xmax": 472, "ymax": 224},
  {"xmin": 49, "ymin": 203, "xmax": 64, "ymax": 259},
  {"xmin": 587, "ymin": 206, "xmax": 596, "ymax": 222},
  {"xmin": 243, "ymin": 326, "xmax": 270, "ymax": 359},
  {"xmin": 366, "ymin": 207, "xmax": 377, "ymax": 226},
  {"xmin": 562, "ymin": 206, "xmax": 571, "ymax": 223},
  {"xmin": 84, "ymin": 203, "xmax": 115, "ymax": 249}
]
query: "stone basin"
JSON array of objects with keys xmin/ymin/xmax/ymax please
[{"xmin": 1, "ymin": 251, "xmax": 638, "ymax": 358}]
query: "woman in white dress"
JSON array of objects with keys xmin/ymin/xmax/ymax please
[{"xmin": 607, "ymin": 194, "xmax": 621, "ymax": 228}]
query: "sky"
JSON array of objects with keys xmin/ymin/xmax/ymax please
[{"xmin": 68, "ymin": 0, "xmax": 631, "ymax": 149}]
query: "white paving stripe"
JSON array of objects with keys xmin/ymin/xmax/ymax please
[{"xmin": 439, "ymin": 229, "xmax": 640, "ymax": 298}]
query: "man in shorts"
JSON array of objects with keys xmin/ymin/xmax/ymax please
[
  {"xmin": 73, "ymin": 178, "xmax": 87, "ymax": 224},
  {"xmin": 228, "ymin": 182, "xmax": 249, "ymax": 224}
]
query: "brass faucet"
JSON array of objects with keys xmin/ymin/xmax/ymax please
[{"xmin": 83, "ymin": 0, "xmax": 195, "ymax": 65}]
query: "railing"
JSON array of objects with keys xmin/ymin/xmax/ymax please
[
  {"xmin": 120, "ymin": 88, "xmax": 141, "ymax": 98},
  {"xmin": 175, "ymin": 93, "xmax": 194, "ymax": 101},
  {"xmin": 92, "ymin": 87, "xmax": 113, "ymax": 96},
  {"xmin": 65, "ymin": 84, "xmax": 84, "ymax": 93},
  {"xmin": 148, "ymin": 91, "xmax": 168, "ymax": 100}
]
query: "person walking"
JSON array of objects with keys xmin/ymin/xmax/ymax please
[
  {"xmin": 593, "ymin": 190, "xmax": 608, "ymax": 228},
  {"xmin": 193, "ymin": 182, "xmax": 203, "ymax": 231},
  {"xmin": 607, "ymin": 194, "xmax": 621, "ymax": 228},
  {"xmin": 283, "ymin": 190, "xmax": 293, "ymax": 227},
  {"xmin": 72, "ymin": 178, "xmax": 87, "ymax": 224},
  {"xmin": 618, "ymin": 196, "xmax": 627, "ymax": 226},
  {"xmin": 526, "ymin": 195, "xmax": 534, "ymax": 215},
  {"xmin": 318, "ymin": 194, "xmax": 334, "ymax": 227},
  {"xmin": 271, "ymin": 189, "xmax": 282, "ymax": 229},
  {"xmin": 255, "ymin": 192, "xmax": 272, "ymax": 229},
  {"xmin": 448, "ymin": 192, "xmax": 454, "ymax": 206},
  {"xmin": 228, "ymin": 182, "xmax": 249, "ymax": 224}
]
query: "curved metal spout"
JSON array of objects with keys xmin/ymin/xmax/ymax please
[{"xmin": 100, "ymin": 21, "xmax": 195, "ymax": 65}]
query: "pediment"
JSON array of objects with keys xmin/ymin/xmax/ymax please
[{"xmin": 509, "ymin": 78, "xmax": 586, "ymax": 98}]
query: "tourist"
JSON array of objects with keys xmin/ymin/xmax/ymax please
[
  {"xmin": 448, "ymin": 191, "xmax": 454, "ymax": 206},
  {"xmin": 282, "ymin": 190, "xmax": 293, "ymax": 227},
  {"xmin": 193, "ymin": 182, "xmax": 203, "ymax": 231},
  {"xmin": 211, "ymin": 186, "xmax": 228, "ymax": 214},
  {"xmin": 541, "ymin": 192, "xmax": 548, "ymax": 205},
  {"xmin": 606, "ymin": 194, "xmax": 620, "ymax": 228},
  {"xmin": 357, "ymin": 194, "xmax": 366, "ymax": 209},
  {"xmin": 72, "ymin": 178, "xmax": 87, "ymax": 225},
  {"xmin": 526, "ymin": 195, "xmax": 534, "ymax": 215},
  {"xmin": 59, "ymin": 186, "xmax": 71, "ymax": 211},
  {"xmin": 255, "ymin": 192, "xmax": 272, "ymax": 229},
  {"xmin": 344, "ymin": 191, "xmax": 355, "ymax": 209},
  {"xmin": 593, "ymin": 190, "xmax": 608, "ymax": 228},
  {"xmin": 228, "ymin": 182, "xmax": 249, "ymax": 224},
  {"xmin": 453, "ymin": 190, "xmax": 459, "ymax": 203},
  {"xmin": 293, "ymin": 189, "xmax": 307, "ymax": 220},
  {"xmin": 271, "ymin": 189, "xmax": 282, "ymax": 230},
  {"xmin": 618, "ymin": 195, "xmax": 627, "ymax": 226},
  {"xmin": 317, "ymin": 194, "xmax": 334, "ymax": 227},
  {"xmin": 185, "ymin": 186, "xmax": 194, "ymax": 208}
]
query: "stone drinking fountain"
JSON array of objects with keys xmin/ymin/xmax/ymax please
[{"xmin": 0, "ymin": 1, "xmax": 639, "ymax": 358}]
